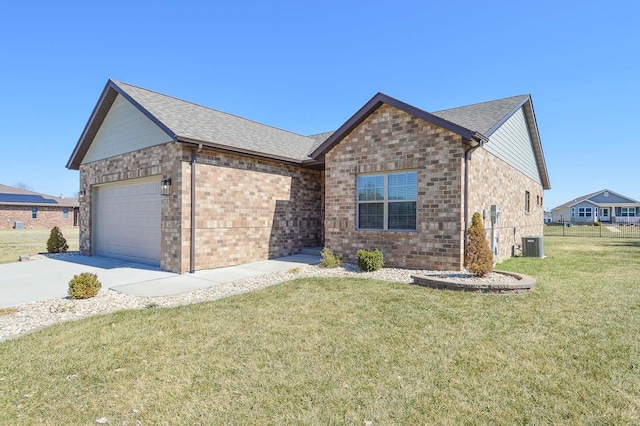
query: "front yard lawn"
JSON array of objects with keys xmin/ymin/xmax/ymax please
[
  {"xmin": 0, "ymin": 237, "xmax": 639, "ymax": 424},
  {"xmin": 0, "ymin": 227, "xmax": 79, "ymax": 264}
]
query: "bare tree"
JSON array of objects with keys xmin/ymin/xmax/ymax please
[{"xmin": 14, "ymin": 181, "xmax": 33, "ymax": 191}]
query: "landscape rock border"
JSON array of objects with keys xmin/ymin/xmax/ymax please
[{"xmin": 411, "ymin": 270, "xmax": 536, "ymax": 294}]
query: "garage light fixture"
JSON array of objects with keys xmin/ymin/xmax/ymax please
[
  {"xmin": 161, "ymin": 178, "xmax": 172, "ymax": 196},
  {"xmin": 78, "ymin": 190, "xmax": 86, "ymax": 202}
]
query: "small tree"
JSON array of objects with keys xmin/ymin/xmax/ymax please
[
  {"xmin": 464, "ymin": 212, "xmax": 493, "ymax": 277},
  {"xmin": 47, "ymin": 226, "xmax": 69, "ymax": 253}
]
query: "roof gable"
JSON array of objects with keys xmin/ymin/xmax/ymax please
[
  {"xmin": 552, "ymin": 189, "xmax": 640, "ymax": 210},
  {"xmin": 67, "ymin": 80, "xmax": 318, "ymax": 169},
  {"xmin": 310, "ymin": 92, "xmax": 550, "ymax": 190},
  {"xmin": 433, "ymin": 95, "xmax": 549, "ymax": 190},
  {"xmin": 587, "ymin": 189, "xmax": 639, "ymax": 204},
  {"xmin": 310, "ymin": 93, "xmax": 486, "ymax": 160},
  {"xmin": 82, "ymin": 94, "xmax": 173, "ymax": 164}
]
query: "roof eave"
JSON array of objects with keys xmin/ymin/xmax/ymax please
[
  {"xmin": 177, "ymin": 137, "xmax": 306, "ymax": 166},
  {"xmin": 522, "ymin": 97, "xmax": 551, "ymax": 190}
]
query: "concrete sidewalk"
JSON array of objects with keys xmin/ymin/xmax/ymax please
[
  {"xmin": 0, "ymin": 254, "xmax": 320, "ymax": 308},
  {"xmin": 110, "ymin": 254, "xmax": 321, "ymax": 297}
]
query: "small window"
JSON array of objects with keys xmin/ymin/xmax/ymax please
[
  {"xmin": 571, "ymin": 207, "xmax": 575, "ymax": 218},
  {"xmin": 357, "ymin": 171, "xmax": 417, "ymax": 231},
  {"xmin": 63, "ymin": 208, "xmax": 68, "ymax": 219},
  {"xmin": 32, "ymin": 207, "xmax": 38, "ymax": 219},
  {"xmin": 525, "ymin": 191, "xmax": 530, "ymax": 213},
  {"xmin": 604, "ymin": 191, "xmax": 609, "ymax": 197}
]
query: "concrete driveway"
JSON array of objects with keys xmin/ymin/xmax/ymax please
[{"xmin": 0, "ymin": 254, "xmax": 320, "ymax": 308}]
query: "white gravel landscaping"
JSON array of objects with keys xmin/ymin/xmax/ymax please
[{"xmin": 0, "ymin": 263, "xmax": 514, "ymax": 341}]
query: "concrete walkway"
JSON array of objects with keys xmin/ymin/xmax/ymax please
[{"xmin": 0, "ymin": 254, "xmax": 320, "ymax": 308}]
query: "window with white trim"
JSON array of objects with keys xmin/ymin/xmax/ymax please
[
  {"xmin": 63, "ymin": 208, "xmax": 68, "ymax": 219},
  {"xmin": 621, "ymin": 207, "xmax": 637, "ymax": 217},
  {"xmin": 357, "ymin": 171, "xmax": 417, "ymax": 230},
  {"xmin": 578, "ymin": 207, "xmax": 592, "ymax": 217},
  {"xmin": 571, "ymin": 207, "xmax": 575, "ymax": 218}
]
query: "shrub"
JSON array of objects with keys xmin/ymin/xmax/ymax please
[
  {"xmin": 593, "ymin": 221, "xmax": 602, "ymax": 226},
  {"xmin": 320, "ymin": 247, "xmax": 342, "ymax": 268},
  {"xmin": 47, "ymin": 226, "xmax": 69, "ymax": 253},
  {"xmin": 68, "ymin": 273, "xmax": 102, "ymax": 299},
  {"xmin": 464, "ymin": 212, "xmax": 494, "ymax": 277},
  {"xmin": 357, "ymin": 249, "xmax": 384, "ymax": 272}
]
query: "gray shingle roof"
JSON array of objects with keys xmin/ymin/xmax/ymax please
[
  {"xmin": 307, "ymin": 131, "xmax": 335, "ymax": 152},
  {"xmin": 0, "ymin": 184, "xmax": 79, "ymax": 207},
  {"xmin": 68, "ymin": 80, "xmax": 545, "ymax": 186},
  {"xmin": 114, "ymin": 81, "xmax": 318, "ymax": 162},
  {"xmin": 431, "ymin": 95, "xmax": 529, "ymax": 136},
  {"xmin": 551, "ymin": 189, "xmax": 640, "ymax": 210},
  {"xmin": 551, "ymin": 191, "xmax": 601, "ymax": 210}
]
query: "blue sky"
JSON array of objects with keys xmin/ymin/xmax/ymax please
[{"xmin": 0, "ymin": 0, "xmax": 638, "ymax": 209}]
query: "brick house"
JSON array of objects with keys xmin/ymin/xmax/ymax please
[
  {"xmin": 0, "ymin": 184, "xmax": 79, "ymax": 229},
  {"xmin": 66, "ymin": 80, "xmax": 550, "ymax": 273}
]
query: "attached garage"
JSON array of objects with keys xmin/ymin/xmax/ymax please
[{"xmin": 92, "ymin": 178, "xmax": 161, "ymax": 265}]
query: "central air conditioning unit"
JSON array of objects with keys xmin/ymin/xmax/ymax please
[{"xmin": 522, "ymin": 236, "xmax": 544, "ymax": 258}]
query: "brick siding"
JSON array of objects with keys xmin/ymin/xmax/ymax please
[
  {"xmin": 79, "ymin": 142, "xmax": 184, "ymax": 272},
  {"xmin": 324, "ymin": 103, "xmax": 546, "ymax": 270},
  {"xmin": 79, "ymin": 142, "xmax": 322, "ymax": 273},
  {"xmin": 0, "ymin": 206, "xmax": 77, "ymax": 229},
  {"xmin": 183, "ymin": 149, "xmax": 322, "ymax": 271},
  {"xmin": 466, "ymin": 147, "xmax": 544, "ymax": 261},
  {"xmin": 324, "ymin": 104, "xmax": 466, "ymax": 270}
]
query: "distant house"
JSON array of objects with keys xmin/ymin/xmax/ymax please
[
  {"xmin": 0, "ymin": 184, "xmax": 79, "ymax": 229},
  {"xmin": 551, "ymin": 189, "xmax": 640, "ymax": 224},
  {"xmin": 66, "ymin": 80, "xmax": 550, "ymax": 273}
]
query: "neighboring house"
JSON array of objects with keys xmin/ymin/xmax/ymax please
[
  {"xmin": 0, "ymin": 184, "xmax": 79, "ymax": 229},
  {"xmin": 551, "ymin": 190, "xmax": 640, "ymax": 224},
  {"xmin": 544, "ymin": 212, "xmax": 552, "ymax": 223},
  {"xmin": 66, "ymin": 80, "xmax": 550, "ymax": 273}
]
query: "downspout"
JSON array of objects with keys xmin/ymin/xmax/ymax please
[
  {"xmin": 190, "ymin": 144, "xmax": 203, "ymax": 273},
  {"xmin": 463, "ymin": 134, "xmax": 486, "ymax": 261}
]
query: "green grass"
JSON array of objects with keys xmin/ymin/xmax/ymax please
[
  {"xmin": 545, "ymin": 222, "xmax": 640, "ymax": 238},
  {"xmin": 0, "ymin": 228, "xmax": 79, "ymax": 264},
  {"xmin": 0, "ymin": 237, "xmax": 639, "ymax": 424}
]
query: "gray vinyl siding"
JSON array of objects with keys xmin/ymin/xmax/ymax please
[
  {"xmin": 82, "ymin": 94, "xmax": 173, "ymax": 164},
  {"xmin": 484, "ymin": 107, "xmax": 541, "ymax": 184},
  {"xmin": 573, "ymin": 201, "xmax": 597, "ymax": 223},
  {"xmin": 590, "ymin": 192, "xmax": 636, "ymax": 204}
]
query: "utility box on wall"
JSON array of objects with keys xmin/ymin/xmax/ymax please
[{"xmin": 522, "ymin": 236, "xmax": 544, "ymax": 258}]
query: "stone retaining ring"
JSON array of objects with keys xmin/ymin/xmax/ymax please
[{"xmin": 411, "ymin": 270, "xmax": 536, "ymax": 294}]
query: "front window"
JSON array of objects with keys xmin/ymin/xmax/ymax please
[
  {"xmin": 32, "ymin": 207, "xmax": 37, "ymax": 219},
  {"xmin": 357, "ymin": 171, "xmax": 417, "ymax": 231},
  {"xmin": 579, "ymin": 207, "xmax": 592, "ymax": 217},
  {"xmin": 621, "ymin": 207, "xmax": 637, "ymax": 217},
  {"xmin": 63, "ymin": 208, "xmax": 68, "ymax": 219}
]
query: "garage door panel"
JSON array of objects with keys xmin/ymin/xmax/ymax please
[{"xmin": 94, "ymin": 179, "xmax": 161, "ymax": 266}]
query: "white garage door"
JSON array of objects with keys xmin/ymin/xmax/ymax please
[{"xmin": 94, "ymin": 179, "xmax": 161, "ymax": 265}]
